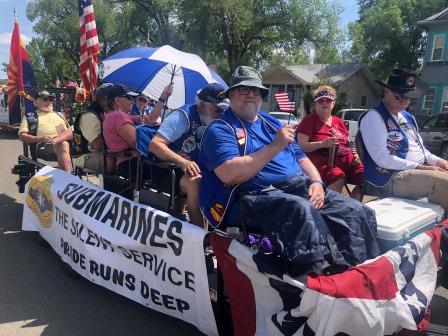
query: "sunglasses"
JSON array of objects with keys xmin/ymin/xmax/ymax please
[
  {"xmin": 393, "ymin": 92, "xmax": 411, "ymax": 101},
  {"xmin": 315, "ymin": 98, "xmax": 334, "ymax": 104},
  {"xmin": 237, "ymin": 86, "xmax": 262, "ymax": 96},
  {"xmin": 41, "ymin": 97, "xmax": 54, "ymax": 102},
  {"xmin": 138, "ymin": 97, "xmax": 149, "ymax": 102}
]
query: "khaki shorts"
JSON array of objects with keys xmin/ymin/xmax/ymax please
[{"xmin": 386, "ymin": 169, "xmax": 448, "ymax": 213}]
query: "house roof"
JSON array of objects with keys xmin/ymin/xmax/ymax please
[
  {"xmin": 264, "ymin": 62, "xmax": 366, "ymax": 85},
  {"xmin": 417, "ymin": 7, "xmax": 448, "ymax": 27}
]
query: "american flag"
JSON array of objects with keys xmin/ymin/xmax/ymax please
[
  {"xmin": 79, "ymin": 0, "xmax": 100, "ymax": 95},
  {"xmin": 275, "ymin": 90, "xmax": 295, "ymax": 112},
  {"xmin": 211, "ymin": 221, "xmax": 447, "ymax": 336}
]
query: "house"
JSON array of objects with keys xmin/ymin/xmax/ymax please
[
  {"xmin": 261, "ymin": 63, "xmax": 381, "ymax": 117},
  {"xmin": 417, "ymin": 7, "xmax": 448, "ymax": 116}
]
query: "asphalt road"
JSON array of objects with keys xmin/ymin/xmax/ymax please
[
  {"xmin": 0, "ymin": 131, "xmax": 205, "ymax": 336},
  {"xmin": 1, "ymin": 130, "xmax": 447, "ymax": 336}
]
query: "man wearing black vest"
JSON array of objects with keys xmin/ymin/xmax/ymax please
[
  {"xmin": 72, "ymin": 83, "xmax": 113, "ymax": 172},
  {"xmin": 359, "ymin": 68, "xmax": 448, "ymax": 213}
]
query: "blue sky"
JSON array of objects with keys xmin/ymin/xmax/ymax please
[{"xmin": 0, "ymin": 0, "xmax": 359, "ymax": 79}]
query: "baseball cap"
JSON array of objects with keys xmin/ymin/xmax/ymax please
[
  {"xmin": 197, "ymin": 83, "xmax": 226, "ymax": 104},
  {"xmin": 107, "ymin": 84, "xmax": 139, "ymax": 101}
]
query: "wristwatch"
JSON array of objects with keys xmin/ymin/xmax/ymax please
[{"xmin": 158, "ymin": 97, "xmax": 166, "ymax": 104}]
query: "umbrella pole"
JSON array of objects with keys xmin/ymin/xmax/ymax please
[{"xmin": 161, "ymin": 65, "xmax": 176, "ymax": 122}]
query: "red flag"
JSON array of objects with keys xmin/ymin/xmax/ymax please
[
  {"xmin": 79, "ymin": 0, "xmax": 100, "ymax": 95},
  {"xmin": 6, "ymin": 13, "xmax": 36, "ymax": 124},
  {"xmin": 275, "ymin": 90, "xmax": 295, "ymax": 112}
]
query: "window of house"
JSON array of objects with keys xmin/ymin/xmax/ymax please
[
  {"xmin": 441, "ymin": 87, "xmax": 448, "ymax": 112},
  {"xmin": 431, "ymin": 35, "xmax": 445, "ymax": 61},
  {"xmin": 422, "ymin": 88, "xmax": 436, "ymax": 115},
  {"xmin": 263, "ymin": 84, "xmax": 270, "ymax": 104},
  {"xmin": 360, "ymin": 95, "xmax": 367, "ymax": 107}
]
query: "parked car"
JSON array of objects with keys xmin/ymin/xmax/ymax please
[
  {"xmin": 334, "ymin": 109, "xmax": 368, "ymax": 143},
  {"xmin": 419, "ymin": 112, "xmax": 448, "ymax": 160},
  {"xmin": 269, "ymin": 112, "xmax": 299, "ymax": 127}
]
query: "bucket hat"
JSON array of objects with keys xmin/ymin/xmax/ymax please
[{"xmin": 223, "ymin": 66, "xmax": 269, "ymax": 98}]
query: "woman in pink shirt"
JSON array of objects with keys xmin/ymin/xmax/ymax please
[{"xmin": 102, "ymin": 84, "xmax": 139, "ymax": 176}]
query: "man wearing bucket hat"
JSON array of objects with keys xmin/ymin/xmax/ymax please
[
  {"xmin": 359, "ymin": 68, "xmax": 448, "ymax": 212},
  {"xmin": 199, "ymin": 65, "xmax": 379, "ymax": 276},
  {"xmin": 149, "ymin": 83, "xmax": 226, "ymax": 227},
  {"xmin": 18, "ymin": 90, "xmax": 73, "ymax": 172}
]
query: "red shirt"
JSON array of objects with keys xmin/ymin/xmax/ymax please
[{"xmin": 296, "ymin": 113, "xmax": 352, "ymax": 160}]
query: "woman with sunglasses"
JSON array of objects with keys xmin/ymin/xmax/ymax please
[{"xmin": 296, "ymin": 85, "xmax": 363, "ymax": 198}]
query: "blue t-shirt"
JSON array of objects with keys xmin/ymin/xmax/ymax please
[
  {"xmin": 157, "ymin": 109, "xmax": 190, "ymax": 143},
  {"xmin": 201, "ymin": 114, "xmax": 306, "ymax": 191}
]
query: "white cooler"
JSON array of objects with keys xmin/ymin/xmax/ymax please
[{"xmin": 366, "ymin": 197, "xmax": 444, "ymax": 252}]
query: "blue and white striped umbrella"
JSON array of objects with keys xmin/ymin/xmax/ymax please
[{"xmin": 100, "ymin": 45, "xmax": 228, "ymax": 109}]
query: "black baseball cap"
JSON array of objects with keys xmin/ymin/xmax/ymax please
[
  {"xmin": 107, "ymin": 84, "xmax": 139, "ymax": 101},
  {"xmin": 197, "ymin": 83, "xmax": 226, "ymax": 104}
]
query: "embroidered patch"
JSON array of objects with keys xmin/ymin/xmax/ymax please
[
  {"xmin": 235, "ymin": 128, "xmax": 246, "ymax": 145},
  {"xmin": 387, "ymin": 119, "xmax": 398, "ymax": 131},
  {"xmin": 182, "ymin": 135, "xmax": 196, "ymax": 153},
  {"xmin": 387, "ymin": 131, "xmax": 403, "ymax": 142},
  {"xmin": 210, "ymin": 203, "xmax": 225, "ymax": 222}
]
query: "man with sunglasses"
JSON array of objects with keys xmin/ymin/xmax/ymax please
[
  {"xmin": 150, "ymin": 83, "xmax": 226, "ymax": 227},
  {"xmin": 199, "ymin": 66, "xmax": 379, "ymax": 277},
  {"xmin": 18, "ymin": 90, "xmax": 73, "ymax": 172},
  {"xmin": 359, "ymin": 68, "xmax": 448, "ymax": 212},
  {"xmin": 129, "ymin": 84, "xmax": 174, "ymax": 125}
]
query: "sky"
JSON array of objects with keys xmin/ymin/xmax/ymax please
[{"xmin": 0, "ymin": 0, "xmax": 360, "ymax": 80}]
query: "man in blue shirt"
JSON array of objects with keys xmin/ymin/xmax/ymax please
[
  {"xmin": 149, "ymin": 83, "xmax": 226, "ymax": 227},
  {"xmin": 200, "ymin": 66, "xmax": 379, "ymax": 276}
]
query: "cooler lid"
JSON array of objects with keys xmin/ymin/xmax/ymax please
[{"xmin": 366, "ymin": 197, "xmax": 444, "ymax": 240}]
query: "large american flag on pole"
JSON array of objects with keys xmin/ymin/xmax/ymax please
[
  {"xmin": 79, "ymin": 0, "xmax": 100, "ymax": 95},
  {"xmin": 275, "ymin": 90, "xmax": 296, "ymax": 112},
  {"xmin": 211, "ymin": 221, "xmax": 447, "ymax": 336}
]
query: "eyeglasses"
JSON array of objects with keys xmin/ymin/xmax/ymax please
[
  {"xmin": 392, "ymin": 92, "xmax": 410, "ymax": 102},
  {"xmin": 41, "ymin": 97, "xmax": 53, "ymax": 102},
  {"xmin": 237, "ymin": 86, "xmax": 262, "ymax": 96},
  {"xmin": 315, "ymin": 98, "xmax": 334, "ymax": 104}
]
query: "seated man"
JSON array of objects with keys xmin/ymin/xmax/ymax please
[
  {"xmin": 149, "ymin": 83, "xmax": 226, "ymax": 227},
  {"xmin": 72, "ymin": 83, "xmax": 113, "ymax": 172},
  {"xmin": 359, "ymin": 68, "xmax": 448, "ymax": 212},
  {"xmin": 129, "ymin": 84, "xmax": 174, "ymax": 125},
  {"xmin": 19, "ymin": 90, "xmax": 72, "ymax": 172},
  {"xmin": 199, "ymin": 66, "xmax": 380, "ymax": 276}
]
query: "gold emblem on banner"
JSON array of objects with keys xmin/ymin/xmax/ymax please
[{"xmin": 26, "ymin": 175, "xmax": 54, "ymax": 228}]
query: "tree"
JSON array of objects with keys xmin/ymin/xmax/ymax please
[
  {"xmin": 348, "ymin": 0, "xmax": 447, "ymax": 79},
  {"xmin": 26, "ymin": 0, "xmax": 141, "ymax": 87}
]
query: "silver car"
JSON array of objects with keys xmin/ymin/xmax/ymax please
[
  {"xmin": 269, "ymin": 112, "xmax": 298, "ymax": 127},
  {"xmin": 419, "ymin": 112, "xmax": 448, "ymax": 160},
  {"xmin": 334, "ymin": 109, "xmax": 368, "ymax": 143}
]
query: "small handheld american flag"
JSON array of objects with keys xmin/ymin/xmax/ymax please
[{"xmin": 275, "ymin": 90, "xmax": 296, "ymax": 113}]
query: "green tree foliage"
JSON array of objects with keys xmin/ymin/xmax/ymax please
[
  {"xmin": 25, "ymin": 0, "xmax": 344, "ymax": 86},
  {"xmin": 348, "ymin": 0, "xmax": 447, "ymax": 79},
  {"xmin": 26, "ymin": 0, "xmax": 141, "ymax": 87}
]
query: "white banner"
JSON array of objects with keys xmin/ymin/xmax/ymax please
[{"xmin": 22, "ymin": 166, "xmax": 218, "ymax": 336}]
